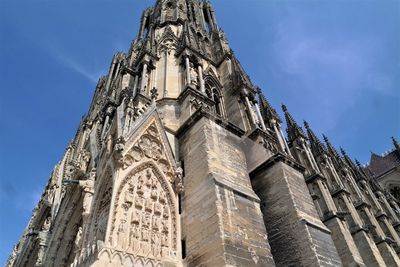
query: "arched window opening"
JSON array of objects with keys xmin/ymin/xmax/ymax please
[
  {"xmin": 202, "ymin": 7, "xmax": 212, "ymax": 33},
  {"xmin": 205, "ymin": 81, "xmax": 223, "ymax": 117}
]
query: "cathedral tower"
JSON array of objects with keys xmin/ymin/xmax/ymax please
[{"xmin": 7, "ymin": 1, "xmax": 400, "ymax": 267}]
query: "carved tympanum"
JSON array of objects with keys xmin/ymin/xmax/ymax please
[{"xmin": 110, "ymin": 163, "xmax": 177, "ymax": 261}]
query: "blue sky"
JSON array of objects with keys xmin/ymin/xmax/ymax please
[{"xmin": 0, "ymin": 0, "xmax": 399, "ymax": 263}]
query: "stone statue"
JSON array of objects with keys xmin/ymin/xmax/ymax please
[
  {"xmin": 42, "ymin": 216, "xmax": 51, "ymax": 232},
  {"xmin": 79, "ymin": 168, "xmax": 96, "ymax": 215},
  {"xmin": 189, "ymin": 63, "xmax": 198, "ymax": 86},
  {"xmin": 174, "ymin": 167, "xmax": 184, "ymax": 193}
]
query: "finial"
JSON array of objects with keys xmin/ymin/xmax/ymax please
[
  {"xmin": 339, "ymin": 147, "xmax": 347, "ymax": 157},
  {"xmin": 282, "ymin": 104, "xmax": 288, "ymax": 112},
  {"xmin": 355, "ymin": 159, "xmax": 362, "ymax": 167},
  {"xmin": 303, "ymin": 120, "xmax": 310, "ymax": 130},
  {"xmin": 322, "ymin": 134, "xmax": 329, "ymax": 144},
  {"xmin": 392, "ymin": 136, "xmax": 400, "ymax": 150}
]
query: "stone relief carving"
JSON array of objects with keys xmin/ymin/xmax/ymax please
[
  {"xmin": 120, "ymin": 123, "xmax": 175, "ymax": 184},
  {"xmin": 110, "ymin": 163, "xmax": 177, "ymax": 261}
]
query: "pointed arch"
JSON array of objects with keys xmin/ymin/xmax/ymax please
[
  {"xmin": 109, "ymin": 160, "xmax": 178, "ymax": 261},
  {"xmin": 204, "ymin": 75, "xmax": 225, "ymax": 117}
]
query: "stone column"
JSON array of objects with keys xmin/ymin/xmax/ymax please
[
  {"xmin": 244, "ymin": 95, "xmax": 256, "ymax": 126},
  {"xmin": 271, "ymin": 119, "xmax": 286, "ymax": 152},
  {"xmin": 253, "ymin": 101, "xmax": 266, "ymax": 130},
  {"xmin": 164, "ymin": 51, "xmax": 168, "ymax": 97},
  {"xmin": 132, "ymin": 75, "xmax": 139, "ymax": 96},
  {"xmin": 140, "ymin": 63, "xmax": 148, "ymax": 93},
  {"xmin": 185, "ymin": 56, "xmax": 190, "ymax": 86},
  {"xmin": 301, "ymin": 140, "xmax": 320, "ymax": 172},
  {"xmin": 198, "ymin": 65, "xmax": 205, "ymax": 93},
  {"xmin": 278, "ymin": 124, "xmax": 292, "ymax": 156}
]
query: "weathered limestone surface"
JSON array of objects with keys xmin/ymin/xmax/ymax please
[
  {"xmin": 179, "ymin": 117, "xmax": 275, "ymax": 266},
  {"xmin": 251, "ymin": 161, "xmax": 342, "ymax": 266}
]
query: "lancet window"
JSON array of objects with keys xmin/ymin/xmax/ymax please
[{"xmin": 205, "ymin": 80, "xmax": 223, "ymax": 117}]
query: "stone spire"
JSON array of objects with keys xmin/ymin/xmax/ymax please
[
  {"xmin": 304, "ymin": 121, "xmax": 326, "ymax": 157},
  {"xmin": 282, "ymin": 104, "xmax": 306, "ymax": 144}
]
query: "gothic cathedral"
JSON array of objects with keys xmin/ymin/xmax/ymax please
[{"xmin": 7, "ymin": 1, "xmax": 400, "ymax": 266}]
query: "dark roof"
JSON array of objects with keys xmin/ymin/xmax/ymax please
[{"xmin": 365, "ymin": 150, "xmax": 400, "ymax": 179}]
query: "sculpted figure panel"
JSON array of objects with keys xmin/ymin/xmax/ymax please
[{"xmin": 110, "ymin": 163, "xmax": 177, "ymax": 261}]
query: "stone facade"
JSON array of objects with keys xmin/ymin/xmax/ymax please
[{"xmin": 7, "ymin": 1, "xmax": 400, "ymax": 267}]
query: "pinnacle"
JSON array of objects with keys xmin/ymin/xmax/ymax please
[
  {"xmin": 355, "ymin": 159, "xmax": 362, "ymax": 167},
  {"xmin": 339, "ymin": 147, "xmax": 347, "ymax": 157},
  {"xmin": 281, "ymin": 104, "xmax": 306, "ymax": 142},
  {"xmin": 392, "ymin": 136, "xmax": 400, "ymax": 150},
  {"xmin": 322, "ymin": 134, "xmax": 329, "ymax": 144},
  {"xmin": 258, "ymin": 88, "xmax": 280, "ymax": 123},
  {"xmin": 304, "ymin": 121, "xmax": 326, "ymax": 156}
]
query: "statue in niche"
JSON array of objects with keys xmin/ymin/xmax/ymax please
[
  {"xmin": 41, "ymin": 216, "xmax": 51, "ymax": 232},
  {"xmin": 151, "ymin": 176, "xmax": 158, "ymax": 189},
  {"xmin": 161, "ymin": 233, "xmax": 168, "ymax": 247},
  {"xmin": 145, "ymin": 197, "xmax": 153, "ymax": 212},
  {"xmin": 161, "ymin": 233, "xmax": 169, "ymax": 257},
  {"xmin": 151, "ymin": 189, "xmax": 158, "ymax": 200},
  {"xmin": 159, "ymin": 191, "xmax": 166, "ymax": 204},
  {"xmin": 124, "ymin": 184, "xmax": 134, "ymax": 205},
  {"xmin": 189, "ymin": 62, "xmax": 198, "ymax": 87},
  {"xmin": 137, "ymin": 175, "xmax": 145, "ymax": 195},
  {"xmin": 174, "ymin": 166, "xmax": 184, "ymax": 193},
  {"xmin": 146, "ymin": 169, "xmax": 152, "ymax": 187},
  {"xmin": 152, "ymin": 231, "xmax": 161, "ymax": 257},
  {"xmin": 163, "ymin": 203, "xmax": 170, "ymax": 218},
  {"xmin": 153, "ymin": 215, "xmax": 161, "ymax": 230},
  {"xmin": 131, "ymin": 209, "xmax": 141, "ymax": 225},
  {"xmin": 143, "ymin": 212, "xmax": 151, "ymax": 228},
  {"xmin": 78, "ymin": 168, "xmax": 96, "ymax": 215},
  {"xmin": 129, "ymin": 223, "xmax": 140, "ymax": 252},
  {"xmin": 117, "ymin": 219, "xmax": 127, "ymax": 249},
  {"xmin": 143, "ymin": 70, "xmax": 150, "ymax": 93},
  {"xmin": 161, "ymin": 219, "xmax": 169, "ymax": 234},
  {"xmin": 136, "ymin": 194, "xmax": 144, "ymax": 208},
  {"xmin": 154, "ymin": 201, "xmax": 162, "ymax": 215}
]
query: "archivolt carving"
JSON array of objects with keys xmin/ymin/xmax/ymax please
[{"xmin": 110, "ymin": 162, "xmax": 177, "ymax": 261}]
